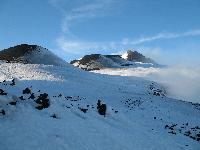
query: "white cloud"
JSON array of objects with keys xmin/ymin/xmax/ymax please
[
  {"xmin": 148, "ymin": 66, "xmax": 200, "ymax": 103},
  {"xmin": 56, "ymin": 36, "xmax": 108, "ymax": 54},
  {"xmin": 56, "ymin": 36, "xmax": 135, "ymax": 55},
  {"xmin": 56, "ymin": 28, "xmax": 200, "ymax": 54},
  {"xmin": 50, "ymin": 0, "xmax": 120, "ymax": 33},
  {"xmin": 130, "ymin": 29, "xmax": 200, "ymax": 45}
]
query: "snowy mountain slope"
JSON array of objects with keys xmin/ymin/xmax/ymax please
[
  {"xmin": 0, "ymin": 62, "xmax": 200, "ymax": 150},
  {"xmin": 0, "ymin": 44, "xmax": 67, "ymax": 66},
  {"xmin": 70, "ymin": 50, "xmax": 161, "ymax": 71}
]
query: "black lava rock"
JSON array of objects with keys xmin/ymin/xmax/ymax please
[
  {"xmin": 35, "ymin": 93, "xmax": 50, "ymax": 110},
  {"xmin": 10, "ymin": 79, "xmax": 16, "ymax": 86},
  {"xmin": 9, "ymin": 101, "xmax": 17, "ymax": 105},
  {"xmin": 50, "ymin": 114, "xmax": 58, "ymax": 119},
  {"xmin": 23, "ymin": 88, "xmax": 31, "ymax": 94},
  {"xmin": 79, "ymin": 108, "xmax": 88, "ymax": 113},
  {"xmin": 19, "ymin": 96, "xmax": 25, "ymax": 100},
  {"xmin": 97, "ymin": 100, "xmax": 107, "ymax": 116},
  {"xmin": 28, "ymin": 93, "xmax": 35, "ymax": 99},
  {"xmin": 0, "ymin": 109, "xmax": 5, "ymax": 115},
  {"xmin": 0, "ymin": 89, "xmax": 7, "ymax": 95}
]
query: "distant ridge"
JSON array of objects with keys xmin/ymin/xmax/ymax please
[{"xmin": 70, "ymin": 50, "xmax": 159, "ymax": 71}]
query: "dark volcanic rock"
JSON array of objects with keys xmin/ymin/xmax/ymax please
[
  {"xmin": 19, "ymin": 96, "xmax": 25, "ymax": 100},
  {"xmin": 9, "ymin": 101, "xmax": 17, "ymax": 106},
  {"xmin": 23, "ymin": 88, "xmax": 31, "ymax": 94},
  {"xmin": 125, "ymin": 50, "xmax": 155, "ymax": 63},
  {"xmin": 50, "ymin": 113, "xmax": 58, "ymax": 119},
  {"xmin": 72, "ymin": 54, "xmax": 101, "ymax": 65},
  {"xmin": 35, "ymin": 93, "xmax": 50, "ymax": 110},
  {"xmin": 0, "ymin": 109, "xmax": 5, "ymax": 115},
  {"xmin": 28, "ymin": 93, "xmax": 35, "ymax": 99},
  {"xmin": 0, "ymin": 44, "xmax": 37, "ymax": 63},
  {"xmin": 10, "ymin": 79, "xmax": 16, "ymax": 86},
  {"xmin": 0, "ymin": 89, "xmax": 7, "ymax": 95},
  {"xmin": 79, "ymin": 108, "xmax": 88, "ymax": 113},
  {"xmin": 97, "ymin": 100, "xmax": 107, "ymax": 116}
]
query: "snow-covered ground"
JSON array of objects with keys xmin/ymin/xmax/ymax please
[
  {"xmin": 91, "ymin": 66, "xmax": 200, "ymax": 103},
  {"xmin": 0, "ymin": 62, "xmax": 200, "ymax": 150}
]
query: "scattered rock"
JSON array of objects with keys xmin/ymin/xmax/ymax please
[
  {"xmin": 10, "ymin": 79, "xmax": 16, "ymax": 86},
  {"xmin": 165, "ymin": 123, "xmax": 200, "ymax": 142},
  {"xmin": 19, "ymin": 96, "xmax": 25, "ymax": 100},
  {"xmin": 35, "ymin": 93, "xmax": 50, "ymax": 110},
  {"xmin": 50, "ymin": 114, "xmax": 58, "ymax": 119},
  {"xmin": 9, "ymin": 101, "xmax": 17, "ymax": 105},
  {"xmin": 67, "ymin": 96, "xmax": 72, "ymax": 99},
  {"xmin": 28, "ymin": 93, "xmax": 35, "ymax": 99},
  {"xmin": 79, "ymin": 108, "xmax": 88, "ymax": 113},
  {"xmin": 0, "ymin": 89, "xmax": 7, "ymax": 95},
  {"xmin": 35, "ymin": 105, "xmax": 43, "ymax": 110},
  {"xmin": 168, "ymin": 131, "xmax": 176, "ymax": 135},
  {"xmin": 23, "ymin": 88, "xmax": 31, "ymax": 94},
  {"xmin": 184, "ymin": 131, "xmax": 191, "ymax": 136},
  {"xmin": 97, "ymin": 100, "xmax": 106, "ymax": 116},
  {"xmin": 0, "ymin": 109, "xmax": 5, "ymax": 115}
]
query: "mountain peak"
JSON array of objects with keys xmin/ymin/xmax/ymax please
[
  {"xmin": 0, "ymin": 44, "xmax": 38, "ymax": 62},
  {"xmin": 121, "ymin": 50, "xmax": 155, "ymax": 63},
  {"xmin": 0, "ymin": 44, "xmax": 66, "ymax": 66}
]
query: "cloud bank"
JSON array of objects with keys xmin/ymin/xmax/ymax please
[
  {"xmin": 129, "ymin": 29, "xmax": 200, "ymax": 45},
  {"xmin": 92, "ymin": 66, "xmax": 200, "ymax": 103},
  {"xmin": 148, "ymin": 66, "xmax": 200, "ymax": 103}
]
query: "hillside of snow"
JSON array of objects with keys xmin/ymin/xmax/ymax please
[{"xmin": 0, "ymin": 61, "xmax": 200, "ymax": 150}]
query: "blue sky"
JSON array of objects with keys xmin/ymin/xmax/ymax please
[{"xmin": 1, "ymin": 0, "xmax": 200, "ymax": 65}]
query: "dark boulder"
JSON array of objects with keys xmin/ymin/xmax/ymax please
[
  {"xmin": 0, "ymin": 109, "xmax": 5, "ymax": 115},
  {"xmin": 97, "ymin": 100, "xmax": 107, "ymax": 116},
  {"xmin": 10, "ymin": 79, "xmax": 16, "ymax": 86},
  {"xmin": 9, "ymin": 101, "xmax": 17, "ymax": 105},
  {"xmin": 28, "ymin": 93, "xmax": 35, "ymax": 99},
  {"xmin": 0, "ymin": 89, "xmax": 7, "ymax": 95},
  {"xmin": 19, "ymin": 96, "xmax": 25, "ymax": 100},
  {"xmin": 50, "ymin": 114, "xmax": 58, "ymax": 119},
  {"xmin": 23, "ymin": 88, "xmax": 31, "ymax": 94},
  {"xmin": 35, "ymin": 93, "xmax": 50, "ymax": 110},
  {"xmin": 79, "ymin": 108, "xmax": 88, "ymax": 113}
]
